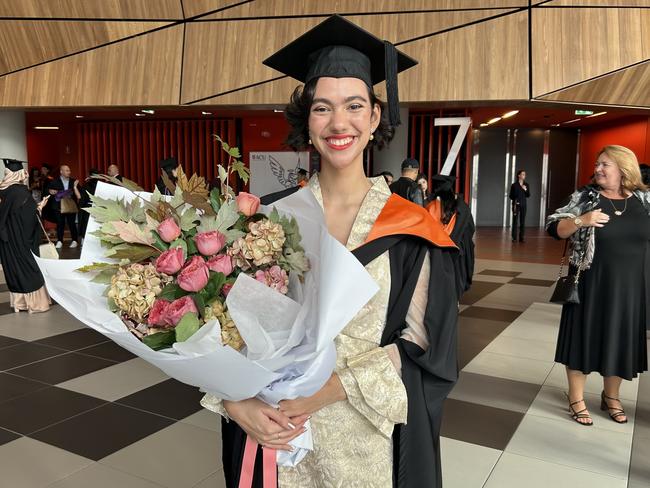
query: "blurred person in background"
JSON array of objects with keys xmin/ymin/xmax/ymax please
[{"xmin": 48, "ymin": 164, "xmax": 80, "ymax": 249}]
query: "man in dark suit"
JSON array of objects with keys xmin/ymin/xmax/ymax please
[
  {"xmin": 107, "ymin": 163, "xmax": 123, "ymax": 182},
  {"xmin": 389, "ymin": 158, "xmax": 423, "ymax": 206},
  {"xmin": 47, "ymin": 164, "xmax": 80, "ymax": 248},
  {"xmin": 509, "ymin": 169, "xmax": 530, "ymax": 242}
]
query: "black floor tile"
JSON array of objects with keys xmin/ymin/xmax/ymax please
[
  {"xmin": 35, "ymin": 328, "xmax": 108, "ymax": 351},
  {"xmin": 460, "ymin": 281, "xmax": 504, "ymax": 306},
  {"xmin": 457, "ymin": 317, "xmax": 513, "ymax": 367},
  {"xmin": 441, "ymin": 398, "xmax": 524, "ymax": 450},
  {"xmin": 0, "ymin": 283, "xmax": 8, "ymax": 292},
  {"xmin": 8, "ymin": 352, "xmax": 116, "ymax": 385},
  {"xmin": 0, "ymin": 373, "xmax": 49, "ymax": 404},
  {"xmin": 477, "ymin": 269, "xmax": 520, "ymax": 277},
  {"xmin": 509, "ymin": 277, "xmax": 556, "ymax": 287},
  {"xmin": 460, "ymin": 306, "xmax": 522, "ymax": 323},
  {"xmin": 30, "ymin": 403, "xmax": 174, "ymax": 461},
  {"xmin": 116, "ymin": 379, "xmax": 203, "ymax": 420},
  {"xmin": 0, "ymin": 387, "xmax": 105, "ymax": 435},
  {"xmin": 0, "ymin": 343, "xmax": 65, "ymax": 371},
  {"xmin": 0, "ymin": 302, "xmax": 18, "ymax": 315},
  {"xmin": 0, "ymin": 427, "xmax": 20, "ymax": 447},
  {"xmin": 0, "ymin": 335, "xmax": 23, "ymax": 350},
  {"xmin": 77, "ymin": 341, "xmax": 136, "ymax": 363}
]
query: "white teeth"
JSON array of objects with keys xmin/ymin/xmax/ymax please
[{"xmin": 328, "ymin": 137, "xmax": 353, "ymax": 146}]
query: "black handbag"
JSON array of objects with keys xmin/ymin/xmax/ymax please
[{"xmin": 550, "ymin": 241, "xmax": 582, "ymax": 305}]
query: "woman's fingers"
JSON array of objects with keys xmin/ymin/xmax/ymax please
[{"xmin": 264, "ymin": 405, "xmax": 295, "ymax": 430}]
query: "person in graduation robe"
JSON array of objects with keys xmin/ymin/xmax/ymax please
[
  {"xmin": 155, "ymin": 157, "xmax": 179, "ymax": 195},
  {"xmin": 201, "ymin": 15, "xmax": 460, "ymax": 488},
  {"xmin": 0, "ymin": 160, "xmax": 51, "ymax": 313},
  {"xmin": 426, "ymin": 175, "xmax": 475, "ymax": 296}
]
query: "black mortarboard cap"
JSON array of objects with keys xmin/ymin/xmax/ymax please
[
  {"xmin": 401, "ymin": 158, "xmax": 420, "ymax": 170},
  {"xmin": 263, "ymin": 15, "xmax": 418, "ymax": 127},
  {"xmin": 3, "ymin": 159, "xmax": 24, "ymax": 172},
  {"xmin": 159, "ymin": 157, "xmax": 179, "ymax": 172},
  {"xmin": 431, "ymin": 174, "xmax": 456, "ymax": 193}
]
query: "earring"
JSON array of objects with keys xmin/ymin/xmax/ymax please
[
  {"xmin": 308, "ymin": 138, "xmax": 312, "ymax": 145},
  {"xmin": 369, "ymin": 133, "xmax": 374, "ymax": 141}
]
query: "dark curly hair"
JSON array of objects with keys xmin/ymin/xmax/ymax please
[{"xmin": 284, "ymin": 78, "xmax": 394, "ymax": 152}]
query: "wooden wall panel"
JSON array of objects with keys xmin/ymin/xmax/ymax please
[
  {"xmin": 206, "ymin": 0, "xmax": 527, "ymax": 19},
  {"xmin": 543, "ymin": 0, "xmax": 650, "ymax": 5},
  {"xmin": 0, "ymin": 25, "xmax": 183, "ymax": 106},
  {"xmin": 181, "ymin": 0, "xmax": 242, "ymax": 18},
  {"xmin": 0, "ymin": 21, "xmax": 168, "ymax": 74},
  {"xmin": 532, "ymin": 7, "xmax": 650, "ymax": 97},
  {"xmin": 540, "ymin": 60, "xmax": 650, "ymax": 107},
  {"xmin": 0, "ymin": 0, "xmax": 182, "ymax": 19},
  {"xmin": 181, "ymin": 10, "xmax": 515, "ymax": 103}
]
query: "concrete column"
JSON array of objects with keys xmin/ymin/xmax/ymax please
[{"xmin": 0, "ymin": 111, "xmax": 27, "ymax": 163}]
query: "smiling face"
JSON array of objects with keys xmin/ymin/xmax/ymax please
[
  {"xmin": 308, "ymin": 77, "xmax": 380, "ymax": 172},
  {"xmin": 594, "ymin": 153, "xmax": 622, "ymax": 192}
]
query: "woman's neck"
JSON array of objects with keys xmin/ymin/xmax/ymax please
[
  {"xmin": 318, "ymin": 160, "xmax": 371, "ymax": 206},
  {"xmin": 600, "ymin": 186, "xmax": 629, "ymax": 198}
]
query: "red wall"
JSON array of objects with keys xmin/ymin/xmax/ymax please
[
  {"xmin": 578, "ymin": 116, "xmax": 650, "ymax": 186},
  {"xmin": 25, "ymin": 119, "xmax": 79, "ymax": 175}
]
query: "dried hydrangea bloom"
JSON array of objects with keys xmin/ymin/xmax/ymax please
[
  {"xmin": 228, "ymin": 218, "xmax": 286, "ymax": 268},
  {"xmin": 204, "ymin": 300, "xmax": 245, "ymax": 351},
  {"xmin": 107, "ymin": 263, "xmax": 170, "ymax": 322}
]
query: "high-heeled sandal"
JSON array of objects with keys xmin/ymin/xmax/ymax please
[
  {"xmin": 565, "ymin": 392, "xmax": 593, "ymax": 426},
  {"xmin": 601, "ymin": 391, "xmax": 628, "ymax": 424}
]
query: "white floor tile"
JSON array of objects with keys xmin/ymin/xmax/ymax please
[
  {"xmin": 193, "ymin": 470, "xmax": 226, "ymax": 488},
  {"xmin": 100, "ymin": 422, "xmax": 222, "ymax": 488},
  {"xmin": 483, "ymin": 334, "xmax": 557, "ymax": 362},
  {"xmin": 544, "ymin": 363, "xmax": 640, "ymax": 401},
  {"xmin": 506, "ymin": 414, "xmax": 632, "ymax": 480},
  {"xmin": 0, "ymin": 437, "xmax": 92, "ymax": 488},
  {"xmin": 56, "ymin": 358, "xmax": 169, "ymax": 401},
  {"xmin": 180, "ymin": 409, "xmax": 222, "ymax": 434},
  {"xmin": 440, "ymin": 437, "xmax": 502, "ymax": 488},
  {"xmin": 47, "ymin": 463, "xmax": 164, "ymax": 488},
  {"xmin": 463, "ymin": 351, "xmax": 554, "ymax": 385},
  {"xmin": 485, "ymin": 452, "xmax": 627, "ymax": 488},
  {"xmin": 0, "ymin": 306, "xmax": 84, "ymax": 341}
]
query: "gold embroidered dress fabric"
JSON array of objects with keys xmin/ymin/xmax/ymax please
[{"xmin": 202, "ymin": 176, "xmax": 431, "ymax": 487}]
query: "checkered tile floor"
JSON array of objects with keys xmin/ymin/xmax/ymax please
[{"xmin": 0, "ymin": 248, "xmax": 648, "ymax": 486}]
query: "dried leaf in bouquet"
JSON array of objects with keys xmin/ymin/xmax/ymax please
[{"xmin": 176, "ymin": 167, "xmax": 210, "ymax": 199}]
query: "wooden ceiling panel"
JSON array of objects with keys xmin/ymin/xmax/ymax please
[
  {"xmin": 181, "ymin": 0, "xmax": 243, "ymax": 18},
  {"xmin": 539, "ymin": 60, "xmax": 650, "ymax": 107},
  {"xmin": 0, "ymin": 0, "xmax": 183, "ymax": 19},
  {"xmin": 206, "ymin": 0, "xmax": 526, "ymax": 19},
  {"xmin": 0, "ymin": 25, "xmax": 183, "ymax": 106},
  {"xmin": 181, "ymin": 10, "xmax": 516, "ymax": 104},
  {"xmin": 0, "ymin": 21, "xmax": 169, "ymax": 74},
  {"xmin": 532, "ymin": 7, "xmax": 650, "ymax": 96},
  {"xmin": 541, "ymin": 0, "xmax": 650, "ymax": 6}
]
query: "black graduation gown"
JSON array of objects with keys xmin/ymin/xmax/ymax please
[
  {"xmin": 449, "ymin": 199, "xmax": 475, "ymax": 296},
  {"xmin": 221, "ymin": 196, "xmax": 459, "ymax": 488},
  {"xmin": 0, "ymin": 184, "xmax": 45, "ymax": 293}
]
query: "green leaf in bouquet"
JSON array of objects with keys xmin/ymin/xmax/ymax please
[
  {"xmin": 179, "ymin": 207, "xmax": 199, "ymax": 232},
  {"xmin": 102, "ymin": 174, "xmax": 145, "ymax": 192},
  {"xmin": 192, "ymin": 294, "xmax": 206, "ymax": 319},
  {"xmin": 217, "ymin": 164, "xmax": 228, "ymax": 185},
  {"xmin": 88, "ymin": 195, "xmax": 129, "ymax": 223},
  {"xmin": 199, "ymin": 271, "xmax": 226, "ymax": 303},
  {"xmin": 223, "ymin": 229, "xmax": 245, "ymax": 244},
  {"xmin": 158, "ymin": 283, "xmax": 188, "ymax": 301},
  {"xmin": 209, "ymin": 188, "xmax": 221, "ymax": 213},
  {"xmin": 151, "ymin": 230, "xmax": 169, "ymax": 252},
  {"xmin": 90, "ymin": 228, "xmax": 124, "ymax": 245},
  {"xmin": 231, "ymin": 160, "xmax": 250, "ymax": 183},
  {"xmin": 150, "ymin": 186, "xmax": 163, "ymax": 206},
  {"xmin": 170, "ymin": 238, "xmax": 188, "ymax": 257},
  {"xmin": 280, "ymin": 215, "xmax": 306, "ymax": 253},
  {"xmin": 76, "ymin": 262, "xmax": 118, "ymax": 273},
  {"xmin": 105, "ymin": 243, "xmax": 158, "ymax": 262},
  {"xmin": 111, "ymin": 220, "xmax": 155, "ymax": 246},
  {"xmin": 143, "ymin": 330, "xmax": 176, "ymax": 351},
  {"xmin": 196, "ymin": 215, "xmax": 218, "ymax": 233},
  {"xmin": 268, "ymin": 207, "xmax": 280, "ymax": 224},
  {"xmin": 228, "ymin": 147, "xmax": 241, "ymax": 159},
  {"xmin": 279, "ymin": 249, "xmax": 310, "ymax": 277},
  {"xmin": 169, "ymin": 186, "xmax": 184, "ymax": 209},
  {"xmin": 186, "ymin": 236, "xmax": 198, "ymax": 256},
  {"xmin": 174, "ymin": 312, "xmax": 201, "ymax": 343},
  {"xmin": 125, "ymin": 198, "xmax": 147, "ymax": 224},
  {"xmin": 214, "ymin": 200, "xmax": 240, "ymax": 232},
  {"xmin": 107, "ymin": 296, "xmax": 118, "ymax": 311}
]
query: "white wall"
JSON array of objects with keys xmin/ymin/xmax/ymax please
[
  {"xmin": 0, "ymin": 111, "xmax": 27, "ymax": 162},
  {"xmin": 372, "ymin": 107, "xmax": 409, "ymax": 177}
]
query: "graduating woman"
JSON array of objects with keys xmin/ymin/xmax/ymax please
[
  {"xmin": 0, "ymin": 159, "xmax": 51, "ymax": 313},
  {"xmin": 202, "ymin": 15, "xmax": 460, "ymax": 487}
]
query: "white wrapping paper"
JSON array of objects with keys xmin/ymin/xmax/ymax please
[{"xmin": 35, "ymin": 182, "xmax": 379, "ymax": 466}]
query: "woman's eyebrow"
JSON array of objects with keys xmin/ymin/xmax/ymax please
[{"xmin": 312, "ymin": 95, "xmax": 368, "ymax": 105}]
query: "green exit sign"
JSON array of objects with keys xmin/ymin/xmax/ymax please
[{"xmin": 575, "ymin": 110, "xmax": 594, "ymax": 115}]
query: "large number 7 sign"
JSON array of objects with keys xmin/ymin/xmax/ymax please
[{"xmin": 434, "ymin": 117, "xmax": 471, "ymax": 176}]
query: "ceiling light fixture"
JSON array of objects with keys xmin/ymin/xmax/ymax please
[
  {"xmin": 586, "ymin": 111, "xmax": 607, "ymax": 118},
  {"xmin": 502, "ymin": 110, "xmax": 519, "ymax": 118},
  {"xmin": 562, "ymin": 118, "xmax": 582, "ymax": 124},
  {"xmin": 75, "ymin": 115, "xmax": 84, "ymax": 119},
  {"xmin": 273, "ymin": 109, "xmax": 284, "ymax": 113},
  {"xmin": 487, "ymin": 117, "xmax": 502, "ymax": 125},
  {"xmin": 135, "ymin": 113, "xmax": 146, "ymax": 117},
  {"xmin": 141, "ymin": 109, "xmax": 155, "ymax": 115},
  {"xmin": 34, "ymin": 126, "xmax": 60, "ymax": 130},
  {"xmin": 479, "ymin": 123, "xmax": 489, "ymax": 127},
  {"xmin": 201, "ymin": 111, "xmax": 212, "ymax": 115}
]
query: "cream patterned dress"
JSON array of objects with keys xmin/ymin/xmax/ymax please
[{"xmin": 202, "ymin": 175, "xmax": 430, "ymax": 487}]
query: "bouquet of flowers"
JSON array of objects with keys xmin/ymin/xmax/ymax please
[{"xmin": 76, "ymin": 137, "xmax": 309, "ymax": 353}]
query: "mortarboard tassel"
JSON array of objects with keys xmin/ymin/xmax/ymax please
[{"xmin": 384, "ymin": 40, "xmax": 401, "ymax": 127}]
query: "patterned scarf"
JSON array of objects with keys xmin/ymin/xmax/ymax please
[{"xmin": 546, "ymin": 185, "xmax": 650, "ymax": 270}]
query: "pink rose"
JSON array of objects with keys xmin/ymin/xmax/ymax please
[
  {"xmin": 195, "ymin": 230, "xmax": 226, "ymax": 256},
  {"xmin": 165, "ymin": 296, "xmax": 198, "ymax": 326},
  {"xmin": 221, "ymin": 283, "xmax": 233, "ymax": 297},
  {"xmin": 148, "ymin": 299, "xmax": 172, "ymax": 327},
  {"xmin": 177, "ymin": 255, "xmax": 209, "ymax": 292},
  {"xmin": 157, "ymin": 217, "xmax": 181, "ymax": 243},
  {"xmin": 236, "ymin": 192, "xmax": 260, "ymax": 217},
  {"xmin": 254, "ymin": 265, "xmax": 289, "ymax": 294},
  {"xmin": 155, "ymin": 247, "xmax": 185, "ymax": 275},
  {"xmin": 207, "ymin": 254, "xmax": 233, "ymax": 276}
]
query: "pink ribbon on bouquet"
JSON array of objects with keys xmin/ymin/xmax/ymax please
[{"xmin": 238, "ymin": 436, "xmax": 278, "ymax": 488}]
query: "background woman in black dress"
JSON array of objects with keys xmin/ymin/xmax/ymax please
[{"xmin": 546, "ymin": 145, "xmax": 650, "ymax": 426}]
